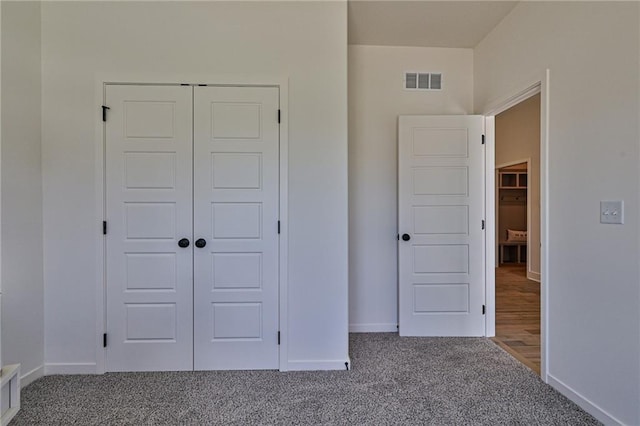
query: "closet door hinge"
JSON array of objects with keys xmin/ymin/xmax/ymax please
[
  {"xmin": 277, "ymin": 331, "xmax": 281, "ymax": 345},
  {"xmin": 103, "ymin": 221, "xmax": 107, "ymax": 235},
  {"xmin": 277, "ymin": 109, "xmax": 281, "ymax": 124},
  {"xmin": 482, "ymin": 305, "xmax": 486, "ymax": 315},
  {"xmin": 102, "ymin": 105, "xmax": 110, "ymax": 122},
  {"xmin": 103, "ymin": 333, "xmax": 107, "ymax": 348},
  {"xmin": 481, "ymin": 220, "xmax": 485, "ymax": 230},
  {"xmin": 481, "ymin": 134, "xmax": 485, "ymax": 145}
]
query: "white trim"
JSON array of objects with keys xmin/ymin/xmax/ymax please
[
  {"xmin": 277, "ymin": 81, "xmax": 290, "ymax": 373},
  {"xmin": 19, "ymin": 364, "xmax": 44, "ymax": 388},
  {"xmin": 1, "ymin": 364, "xmax": 20, "ymax": 426},
  {"xmin": 482, "ymin": 69, "xmax": 550, "ymax": 383},
  {"xmin": 349, "ymin": 323, "xmax": 397, "ymax": 333},
  {"xmin": 483, "ymin": 79, "xmax": 542, "ymax": 117},
  {"xmin": 44, "ymin": 363, "xmax": 98, "ymax": 375},
  {"xmin": 484, "ymin": 117, "xmax": 496, "ymax": 337},
  {"xmin": 547, "ymin": 374, "xmax": 623, "ymax": 426},
  {"xmin": 94, "ymin": 74, "xmax": 290, "ymax": 373},
  {"xmin": 286, "ymin": 358, "xmax": 351, "ymax": 372},
  {"xmin": 94, "ymin": 79, "xmax": 106, "ymax": 375},
  {"xmin": 540, "ymin": 70, "xmax": 550, "ymax": 384}
]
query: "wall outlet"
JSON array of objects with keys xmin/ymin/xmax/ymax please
[{"xmin": 600, "ymin": 201, "xmax": 624, "ymax": 224}]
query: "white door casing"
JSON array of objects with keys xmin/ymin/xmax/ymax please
[
  {"xmin": 398, "ymin": 115, "xmax": 485, "ymax": 337},
  {"xmin": 105, "ymin": 85, "xmax": 194, "ymax": 371},
  {"xmin": 193, "ymin": 86, "xmax": 280, "ymax": 370}
]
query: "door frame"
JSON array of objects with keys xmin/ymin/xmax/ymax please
[
  {"xmin": 482, "ymin": 69, "xmax": 550, "ymax": 382},
  {"xmin": 94, "ymin": 74, "xmax": 290, "ymax": 373}
]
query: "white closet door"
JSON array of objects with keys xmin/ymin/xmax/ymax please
[
  {"xmin": 105, "ymin": 85, "xmax": 193, "ymax": 372},
  {"xmin": 398, "ymin": 115, "xmax": 485, "ymax": 337},
  {"xmin": 193, "ymin": 86, "xmax": 279, "ymax": 370}
]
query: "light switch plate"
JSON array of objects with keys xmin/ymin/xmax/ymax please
[{"xmin": 600, "ymin": 201, "xmax": 624, "ymax": 224}]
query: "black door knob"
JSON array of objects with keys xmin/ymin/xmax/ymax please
[
  {"xmin": 402, "ymin": 234, "xmax": 411, "ymax": 241},
  {"xmin": 195, "ymin": 238, "xmax": 207, "ymax": 248},
  {"xmin": 178, "ymin": 238, "xmax": 190, "ymax": 248}
]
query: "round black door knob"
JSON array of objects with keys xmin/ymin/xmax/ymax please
[
  {"xmin": 402, "ymin": 234, "xmax": 411, "ymax": 241},
  {"xmin": 195, "ymin": 238, "xmax": 207, "ymax": 248},
  {"xmin": 178, "ymin": 238, "xmax": 190, "ymax": 248}
]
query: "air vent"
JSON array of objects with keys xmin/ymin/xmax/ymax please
[
  {"xmin": 405, "ymin": 72, "xmax": 417, "ymax": 89},
  {"xmin": 430, "ymin": 73, "xmax": 442, "ymax": 90},
  {"xmin": 418, "ymin": 73, "xmax": 430, "ymax": 89},
  {"xmin": 404, "ymin": 72, "xmax": 442, "ymax": 91}
]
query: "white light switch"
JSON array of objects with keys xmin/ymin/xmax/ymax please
[{"xmin": 600, "ymin": 201, "xmax": 624, "ymax": 224}]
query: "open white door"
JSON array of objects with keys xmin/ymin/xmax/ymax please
[{"xmin": 398, "ymin": 115, "xmax": 485, "ymax": 336}]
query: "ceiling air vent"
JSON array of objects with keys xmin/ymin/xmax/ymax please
[{"xmin": 404, "ymin": 72, "xmax": 442, "ymax": 91}]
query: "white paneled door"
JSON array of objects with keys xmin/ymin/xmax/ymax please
[
  {"xmin": 398, "ymin": 116, "xmax": 485, "ymax": 336},
  {"xmin": 105, "ymin": 85, "xmax": 194, "ymax": 371},
  {"xmin": 105, "ymin": 84, "xmax": 280, "ymax": 372},
  {"xmin": 193, "ymin": 86, "xmax": 279, "ymax": 370}
]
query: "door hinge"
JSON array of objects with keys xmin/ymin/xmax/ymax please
[
  {"xmin": 482, "ymin": 305, "xmax": 486, "ymax": 315},
  {"xmin": 277, "ymin": 331, "xmax": 281, "ymax": 345},
  {"xmin": 103, "ymin": 333, "xmax": 107, "ymax": 348},
  {"xmin": 481, "ymin": 220, "xmax": 485, "ymax": 230},
  {"xmin": 277, "ymin": 109, "xmax": 281, "ymax": 124},
  {"xmin": 102, "ymin": 105, "xmax": 110, "ymax": 122},
  {"xmin": 277, "ymin": 220, "xmax": 281, "ymax": 234},
  {"xmin": 103, "ymin": 221, "xmax": 107, "ymax": 235},
  {"xmin": 481, "ymin": 134, "xmax": 485, "ymax": 145}
]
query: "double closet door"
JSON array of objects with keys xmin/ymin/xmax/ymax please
[{"xmin": 105, "ymin": 84, "xmax": 280, "ymax": 371}]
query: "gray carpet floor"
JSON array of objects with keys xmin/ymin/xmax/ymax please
[{"xmin": 12, "ymin": 333, "xmax": 599, "ymax": 425}]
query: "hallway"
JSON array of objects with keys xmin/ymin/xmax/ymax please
[{"xmin": 492, "ymin": 265, "xmax": 541, "ymax": 374}]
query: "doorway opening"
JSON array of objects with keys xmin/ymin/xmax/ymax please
[{"xmin": 490, "ymin": 94, "xmax": 541, "ymax": 375}]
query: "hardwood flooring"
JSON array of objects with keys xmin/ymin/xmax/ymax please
[{"xmin": 491, "ymin": 265, "xmax": 541, "ymax": 375}]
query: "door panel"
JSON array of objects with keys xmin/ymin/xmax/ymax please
[
  {"xmin": 193, "ymin": 86, "xmax": 280, "ymax": 370},
  {"xmin": 398, "ymin": 115, "xmax": 485, "ymax": 336},
  {"xmin": 106, "ymin": 85, "xmax": 193, "ymax": 371}
]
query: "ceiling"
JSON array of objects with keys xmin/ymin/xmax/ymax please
[{"xmin": 348, "ymin": 1, "xmax": 518, "ymax": 48}]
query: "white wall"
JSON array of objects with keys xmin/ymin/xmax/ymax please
[
  {"xmin": 0, "ymin": 1, "xmax": 44, "ymax": 385},
  {"xmin": 348, "ymin": 45, "xmax": 473, "ymax": 331},
  {"xmin": 41, "ymin": 1, "xmax": 348, "ymax": 371},
  {"xmin": 496, "ymin": 94, "xmax": 541, "ymax": 279},
  {"xmin": 475, "ymin": 3, "xmax": 639, "ymax": 424}
]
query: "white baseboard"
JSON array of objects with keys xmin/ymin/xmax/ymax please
[
  {"xmin": 349, "ymin": 323, "xmax": 397, "ymax": 332},
  {"xmin": 20, "ymin": 365, "xmax": 44, "ymax": 387},
  {"xmin": 286, "ymin": 358, "xmax": 351, "ymax": 371},
  {"xmin": 547, "ymin": 374, "xmax": 625, "ymax": 425},
  {"xmin": 527, "ymin": 270, "xmax": 541, "ymax": 282},
  {"xmin": 44, "ymin": 362, "xmax": 97, "ymax": 375}
]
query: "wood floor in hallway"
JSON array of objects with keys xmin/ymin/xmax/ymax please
[{"xmin": 492, "ymin": 265, "xmax": 541, "ymax": 375}]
